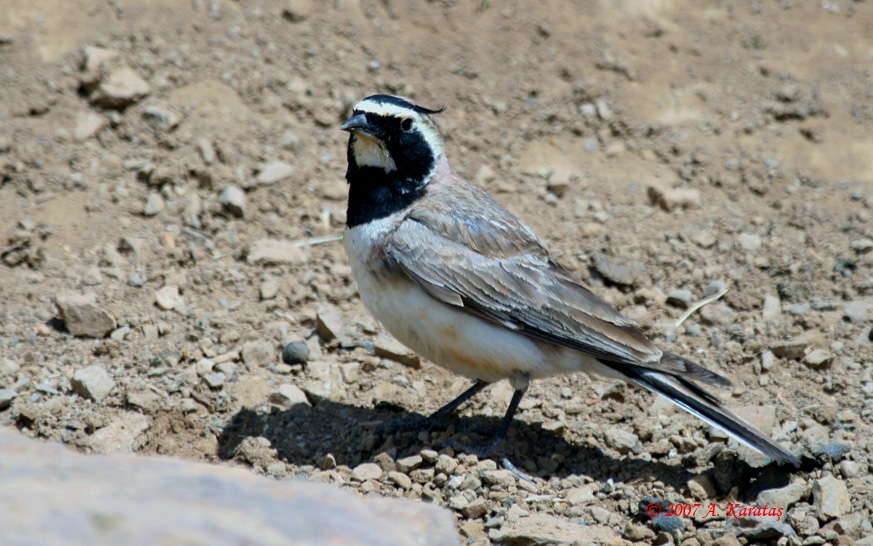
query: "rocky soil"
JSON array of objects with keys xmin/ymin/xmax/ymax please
[{"xmin": 1, "ymin": 1, "xmax": 872, "ymax": 545}]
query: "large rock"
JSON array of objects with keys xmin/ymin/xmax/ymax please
[
  {"xmin": 757, "ymin": 482, "xmax": 809, "ymax": 510},
  {"xmin": 302, "ymin": 361, "xmax": 343, "ymax": 403},
  {"xmin": 72, "ymin": 364, "xmax": 116, "ymax": 403},
  {"xmin": 374, "ymin": 334, "xmax": 421, "ymax": 368},
  {"xmin": 0, "ymin": 427, "xmax": 457, "ymax": 546},
  {"xmin": 813, "ymin": 476, "xmax": 852, "ymax": 520},
  {"xmin": 771, "ymin": 330, "xmax": 825, "ymax": 360},
  {"xmin": 604, "ymin": 428, "xmax": 640, "ymax": 454},
  {"xmin": 80, "ymin": 412, "xmax": 150, "ymax": 454},
  {"xmin": 315, "ymin": 302, "xmax": 344, "ymax": 342},
  {"xmin": 89, "ymin": 65, "xmax": 151, "ymax": 108},
  {"xmin": 590, "ymin": 251, "xmax": 637, "ymax": 286},
  {"xmin": 269, "ymin": 384, "xmax": 310, "ymax": 409},
  {"xmin": 219, "ymin": 185, "xmax": 246, "ymax": 218},
  {"xmin": 154, "ymin": 286, "xmax": 184, "ymax": 311},
  {"xmin": 56, "ymin": 292, "xmax": 116, "ymax": 339}
]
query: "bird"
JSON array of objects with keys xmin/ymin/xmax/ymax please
[{"xmin": 340, "ymin": 93, "xmax": 800, "ymax": 467}]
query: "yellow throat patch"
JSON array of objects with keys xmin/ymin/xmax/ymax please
[{"xmin": 352, "ymin": 133, "xmax": 397, "ymax": 172}]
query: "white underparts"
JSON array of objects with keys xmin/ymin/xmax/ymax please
[{"xmin": 344, "ymin": 220, "xmax": 598, "ymax": 384}]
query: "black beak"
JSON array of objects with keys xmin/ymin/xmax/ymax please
[{"xmin": 341, "ymin": 113, "xmax": 369, "ymax": 133}]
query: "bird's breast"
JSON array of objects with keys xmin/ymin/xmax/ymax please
[{"xmin": 344, "ymin": 223, "xmax": 592, "ymax": 383}]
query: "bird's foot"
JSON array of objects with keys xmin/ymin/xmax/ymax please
[
  {"xmin": 499, "ymin": 456, "xmax": 537, "ymax": 490},
  {"xmin": 445, "ymin": 437, "xmax": 538, "ymax": 490}
]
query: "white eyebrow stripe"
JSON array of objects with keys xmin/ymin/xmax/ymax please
[{"xmin": 354, "ymin": 101, "xmax": 419, "ymax": 118}]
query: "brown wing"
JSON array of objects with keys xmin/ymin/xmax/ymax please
[{"xmin": 384, "ymin": 182, "xmax": 667, "ymax": 368}]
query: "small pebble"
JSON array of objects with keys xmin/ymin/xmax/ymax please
[
  {"xmin": 435, "ymin": 454, "xmax": 458, "ymax": 475},
  {"xmin": 461, "ymin": 498, "xmax": 488, "ymax": 519},
  {"xmin": 142, "ymin": 324, "xmax": 159, "ymax": 341},
  {"xmin": 218, "ymin": 185, "xmax": 246, "ymax": 218},
  {"xmin": 666, "ymin": 289, "xmax": 693, "ymax": 308},
  {"xmin": 605, "ymin": 428, "xmax": 640, "ymax": 454},
  {"xmin": 802, "ymin": 348, "xmax": 833, "ymax": 368},
  {"xmin": 704, "ymin": 280, "xmax": 727, "ymax": 297},
  {"xmin": 110, "ymin": 326, "xmax": 132, "ymax": 341},
  {"xmin": 583, "ymin": 137, "xmax": 599, "ymax": 153},
  {"xmin": 395, "ymin": 455, "xmax": 423, "ymax": 473},
  {"xmin": 352, "ymin": 463, "xmax": 383, "ymax": 482},
  {"xmin": 197, "ymin": 138, "xmax": 216, "ymax": 164},
  {"xmin": 260, "ymin": 278, "xmax": 280, "ymax": 300},
  {"xmin": 0, "ymin": 389, "xmax": 17, "ymax": 409},
  {"xmin": 256, "ymin": 161, "xmax": 294, "ymax": 185},
  {"xmin": 203, "ymin": 372, "xmax": 226, "ymax": 388},
  {"xmin": 82, "ymin": 266, "xmax": 103, "ymax": 286},
  {"xmin": 762, "ymin": 294, "xmax": 782, "ymax": 320},
  {"xmin": 143, "ymin": 192, "xmax": 164, "ymax": 216},
  {"xmin": 648, "ymin": 183, "xmax": 701, "ymax": 211},
  {"xmin": 737, "ymin": 233, "xmax": 762, "ymax": 251},
  {"xmin": 71, "ymin": 365, "xmax": 116, "ymax": 402},
  {"xmin": 844, "ymin": 300, "xmax": 869, "ymax": 323},
  {"xmin": 155, "ymin": 286, "xmax": 183, "ymax": 311},
  {"xmin": 269, "ymin": 384, "xmax": 310, "ymax": 408},
  {"xmin": 281, "ymin": 130, "xmax": 301, "ymax": 150},
  {"xmin": 420, "ymin": 449, "xmax": 439, "ymax": 464},
  {"xmin": 281, "ymin": 341, "xmax": 310, "ymax": 365},
  {"xmin": 388, "ymin": 471, "xmax": 412, "ymax": 490}
]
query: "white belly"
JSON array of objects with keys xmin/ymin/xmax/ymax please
[{"xmin": 344, "ymin": 223, "xmax": 601, "ymax": 383}]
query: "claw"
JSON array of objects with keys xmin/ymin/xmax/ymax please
[
  {"xmin": 500, "ymin": 456, "xmax": 537, "ymax": 490},
  {"xmin": 444, "ymin": 439, "xmax": 537, "ymax": 490}
]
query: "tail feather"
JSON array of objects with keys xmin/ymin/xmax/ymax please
[
  {"xmin": 604, "ymin": 361, "xmax": 801, "ymax": 467},
  {"xmin": 660, "ymin": 351, "xmax": 732, "ymax": 387}
]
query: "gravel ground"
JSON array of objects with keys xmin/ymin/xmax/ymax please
[{"xmin": 1, "ymin": 1, "xmax": 872, "ymax": 545}]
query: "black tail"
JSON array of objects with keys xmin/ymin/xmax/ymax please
[{"xmin": 604, "ymin": 361, "xmax": 801, "ymax": 468}]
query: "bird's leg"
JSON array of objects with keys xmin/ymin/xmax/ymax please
[
  {"xmin": 374, "ymin": 380, "xmax": 489, "ymax": 436},
  {"xmin": 430, "ymin": 379, "xmax": 490, "ymax": 419},
  {"xmin": 445, "ymin": 372, "xmax": 537, "ymax": 487},
  {"xmin": 448, "ymin": 371, "xmax": 530, "ymax": 457},
  {"xmin": 490, "ymin": 376, "xmax": 528, "ymax": 447}
]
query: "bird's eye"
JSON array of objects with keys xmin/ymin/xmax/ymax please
[{"xmin": 400, "ymin": 118, "xmax": 414, "ymax": 132}]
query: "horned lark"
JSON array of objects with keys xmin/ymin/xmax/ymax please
[{"xmin": 341, "ymin": 94, "xmax": 800, "ymax": 467}]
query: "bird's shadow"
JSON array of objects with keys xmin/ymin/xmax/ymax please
[{"xmin": 217, "ymin": 400, "xmax": 799, "ymax": 502}]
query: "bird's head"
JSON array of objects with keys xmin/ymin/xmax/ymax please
[{"xmin": 342, "ymin": 94, "xmax": 446, "ymax": 185}]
